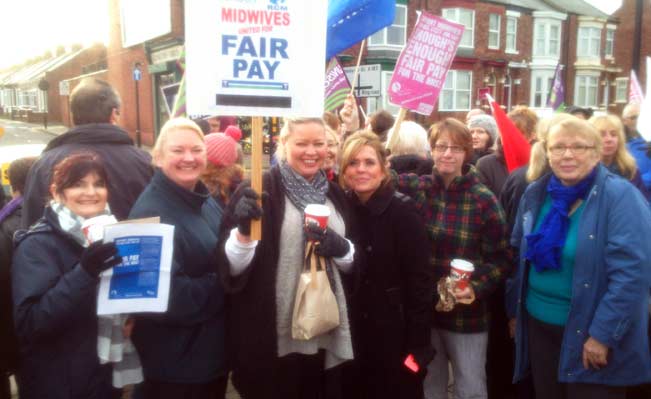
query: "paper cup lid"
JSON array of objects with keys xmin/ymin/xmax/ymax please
[
  {"xmin": 304, "ymin": 204, "xmax": 330, "ymax": 217},
  {"xmin": 451, "ymin": 259, "xmax": 475, "ymax": 272},
  {"xmin": 81, "ymin": 214, "xmax": 115, "ymax": 229}
]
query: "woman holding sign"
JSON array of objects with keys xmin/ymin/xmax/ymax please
[
  {"xmin": 216, "ymin": 117, "xmax": 360, "ymax": 398},
  {"xmin": 393, "ymin": 118, "xmax": 511, "ymax": 399},
  {"xmin": 12, "ymin": 152, "xmax": 121, "ymax": 399},
  {"xmin": 128, "ymin": 118, "xmax": 227, "ymax": 399}
]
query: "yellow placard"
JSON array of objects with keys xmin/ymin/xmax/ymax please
[{"xmin": 1, "ymin": 162, "xmax": 9, "ymax": 186}]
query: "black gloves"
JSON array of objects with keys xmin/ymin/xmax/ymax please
[
  {"xmin": 305, "ymin": 223, "xmax": 350, "ymax": 258},
  {"xmin": 411, "ymin": 345, "xmax": 436, "ymax": 369},
  {"xmin": 233, "ymin": 187, "xmax": 263, "ymax": 236},
  {"xmin": 80, "ymin": 241, "xmax": 121, "ymax": 277}
]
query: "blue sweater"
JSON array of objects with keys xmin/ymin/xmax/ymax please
[{"xmin": 129, "ymin": 169, "xmax": 226, "ymax": 383}]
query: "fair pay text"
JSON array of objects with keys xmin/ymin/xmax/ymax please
[{"xmin": 222, "ymin": 35, "xmax": 289, "ymax": 80}]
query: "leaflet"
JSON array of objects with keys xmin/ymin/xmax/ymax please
[{"xmin": 97, "ymin": 223, "xmax": 174, "ymax": 315}]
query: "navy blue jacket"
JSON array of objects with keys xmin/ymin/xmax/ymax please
[
  {"xmin": 12, "ymin": 207, "xmax": 112, "ymax": 399},
  {"xmin": 129, "ymin": 169, "xmax": 226, "ymax": 384},
  {"xmin": 508, "ymin": 165, "xmax": 651, "ymax": 385}
]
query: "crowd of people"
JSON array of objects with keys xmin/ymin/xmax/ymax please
[{"xmin": 1, "ymin": 77, "xmax": 651, "ymax": 399}]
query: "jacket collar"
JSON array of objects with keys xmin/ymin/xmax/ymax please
[
  {"xmin": 432, "ymin": 164, "xmax": 481, "ymax": 192},
  {"xmin": 44, "ymin": 123, "xmax": 134, "ymax": 152},
  {"xmin": 152, "ymin": 168, "xmax": 210, "ymax": 211},
  {"xmin": 351, "ymin": 183, "xmax": 395, "ymax": 216}
]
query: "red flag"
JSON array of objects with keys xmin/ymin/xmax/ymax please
[{"xmin": 486, "ymin": 94, "xmax": 531, "ymax": 172}]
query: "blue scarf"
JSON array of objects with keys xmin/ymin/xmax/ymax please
[
  {"xmin": 525, "ymin": 168, "xmax": 597, "ymax": 272},
  {"xmin": 0, "ymin": 196, "xmax": 22, "ymax": 224}
]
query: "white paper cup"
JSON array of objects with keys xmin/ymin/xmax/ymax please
[
  {"xmin": 304, "ymin": 204, "xmax": 330, "ymax": 230},
  {"xmin": 450, "ymin": 259, "xmax": 475, "ymax": 290},
  {"xmin": 81, "ymin": 214, "xmax": 117, "ymax": 244}
]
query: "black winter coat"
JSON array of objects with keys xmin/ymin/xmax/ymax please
[
  {"xmin": 476, "ymin": 152, "xmax": 508, "ymax": 197},
  {"xmin": 0, "ymin": 202, "xmax": 21, "ymax": 373},
  {"xmin": 216, "ymin": 165, "xmax": 360, "ymax": 397},
  {"xmin": 128, "ymin": 169, "xmax": 226, "ymax": 384},
  {"xmin": 21, "ymin": 123, "xmax": 153, "ymax": 227},
  {"xmin": 346, "ymin": 185, "xmax": 433, "ymax": 399},
  {"xmin": 12, "ymin": 207, "xmax": 112, "ymax": 399}
]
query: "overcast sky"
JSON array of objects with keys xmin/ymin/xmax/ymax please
[{"xmin": 0, "ymin": 0, "xmax": 624, "ymax": 70}]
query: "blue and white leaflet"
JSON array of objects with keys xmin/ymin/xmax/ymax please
[{"xmin": 97, "ymin": 223, "xmax": 174, "ymax": 315}]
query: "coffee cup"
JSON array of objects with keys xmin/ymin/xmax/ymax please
[
  {"xmin": 304, "ymin": 204, "xmax": 330, "ymax": 230},
  {"xmin": 81, "ymin": 214, "xmax": 117, "ymax": 244},
  {"xmin": 450, "ymin": 259, "xmax": 474, "ymax": 290}
]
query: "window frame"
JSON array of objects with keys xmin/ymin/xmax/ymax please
[
  {"xmin": 442, "ymin": 8, "xmax": 475, "ymax": 49},
  {"xmin": 368, "ymin": 3, "xmax": 408, "ymax": 48},
  {"xmin": 505, "ymin": 15, "xmax": 518, "ymax": 53},
  {"xmin": 605, "ymin": 27, "xmax": 615, "ymax": 58},
  {"xmin": 533, "ymin": 21, "xmax": 562, "ymax": 57},
  {"xmin": 488, "ymin": 13, "xmax": 501, "ymax": 49},
  {"xmin": 615, "ymin": 78, "xmax": 628, "ymax": 103},
  {"xmin": 577, "ymin": 26, "xmax": 601, "ymax": 58},
  {"xmin": 574, "ymin": 74, "xmax": 599, "ymax": 107},
  {"xmin": 438, "ymin": 70, "xmax": 473, "ymax": 112}
]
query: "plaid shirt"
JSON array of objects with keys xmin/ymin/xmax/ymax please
[{"xmin": 395, "ymin": 165, "xmax": 511, "ymax": 333}]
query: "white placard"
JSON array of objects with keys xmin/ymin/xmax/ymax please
[
  {"xmin": 185, "ymin": 0, "xmax": 328, "ymax": 117},
  {"xmin": 120, "ymin": 0, "xmax": 171, "ymax": 48},
  {"xmin": 97, "ymin": 223, "xmax": 174, "ymax": 315},
  {"xmin": 343, "ymin": 64, "xmax": 382, "ymax": 98}
]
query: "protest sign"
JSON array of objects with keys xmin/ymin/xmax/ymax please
[
  {"xmin": 97, "ymin": 223, "xmax": 174, "ymax": 315},
  {"xmin": 185, "ymin": 0, "xmax": 328, "ymax": 117},
  {"xmin": 388, "ymin": 12, "xmax": 464, "ymax": 115},
  {"xmin": 324, "ymin": 58, "xmax": 352, "ymax": 112}
]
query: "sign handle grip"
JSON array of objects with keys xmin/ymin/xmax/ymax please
[
  {"xmin": 387, "ymin": 108, "xmax": 407, "ymax": 152},
  {"xmin": 250, "ymin": 116, "xmax": 263, "ymax": 240},
  {"xmin": 349, "ymin": 39, "xmax": 366, "ymax": 97}
]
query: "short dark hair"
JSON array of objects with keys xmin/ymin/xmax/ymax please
[
  {"xmin": 429, "ymin": 118, "xmax": 474, "ymax": 163},
  {"xmin": 368, "ymin": 110, "xmax": 395, "ymax": 137},
  {"xmin": 51, "ymin": 152, "xmax": 109, "ymax": 197},
  {"xmin": 192, "ymin": 118, "xmax": 211, "ymax": 135},
  {"xmin": 70, "ymin": 78, "xmax": 121, "ymax": 125},
  {"xmin": 8, "ymin": 157, "xmax": 37, "ymax": 194}
]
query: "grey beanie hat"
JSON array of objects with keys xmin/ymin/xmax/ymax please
[{"xmin": 468, "ymin": 114, "xmax": 498, "ymax": 147}]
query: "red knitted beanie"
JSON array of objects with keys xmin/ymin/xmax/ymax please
[
  {"xmin": 205, "ymin": 133, "xmax": 238, "ymax": 167},
  {"xmin": 224, "ymin": 125, "xmax": 242, "ymax": 142}
]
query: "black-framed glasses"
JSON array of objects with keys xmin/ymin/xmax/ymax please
[
  {"xmin": 433, "ymin": 144, "xmax": 465, "ymax": 154},
  {"xmin": 548, "ymin": 144, "xmax": 595, "ymax": 156}
]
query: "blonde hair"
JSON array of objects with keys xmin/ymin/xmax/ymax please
[
  {"xmin": 339, "ymin": 130, "xmax": 390, "ymax": 189},
  {"xmin": 508, "ymin": 106, "xmax": 538, "ymax": 141},
  {"xmin": 274, "ymin": 117, "xmax": 326, "ymax": 162},
  {"xmin": 526, "ymin": 113, "xmax": 575, "ymax": 182},
  {"xmin": 152, "ymin": 117, "xmax": 205, "ymax": 164},
  {"xmin": 386, "ymin": 121, "xmax": 429, "ymax": 157},
  {"xmin": 590, "ymin": 114, "xmax": 638, "ymax": 180}
]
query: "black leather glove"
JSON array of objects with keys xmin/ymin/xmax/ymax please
[
  {"xmin": 233, "ymin": 187, "xmax": 263, "ymax": 236},
  {"xmin": 80, "ymin": 241, "xmax": 121, "ymax": 277},
  {"xmin": 305, "ymin": 223, "xmax": 350, "ymax": 258}
]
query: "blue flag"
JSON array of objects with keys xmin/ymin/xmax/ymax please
[{"xmin": 326, "ymin": 0, "xmax": 396, "ymax": 60}]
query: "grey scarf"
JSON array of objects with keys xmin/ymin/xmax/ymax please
[{"xmin": 279, "ymin": 162, "xmax": 329, "ymax": 212}]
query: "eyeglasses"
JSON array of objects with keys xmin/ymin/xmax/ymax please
[
  {"xmin": 624, "ymin": 115, "xmax": 639, "ymax": 121},
  {"xmin": 548, "ymin": 144, "xmax": 595, "ymax": 156},
  {"xmin": 433, "ymin": 144, "xmax": 465, "ymax": 154}
]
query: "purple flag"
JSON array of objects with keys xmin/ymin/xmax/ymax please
[
  {"xmin": 324, "ymin": 58, "xmax": 352, "ymax": 112},
  {"xmin": 547, "ymin": 64, "xmax": 565, "ymax": 111}
]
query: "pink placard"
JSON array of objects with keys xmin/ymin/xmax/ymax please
[{"xmin": 388, "ymin": 12, "xmax": 464, "ymax": 115}]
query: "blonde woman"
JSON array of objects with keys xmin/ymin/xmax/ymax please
[
  {"xmin": 128, "ymin": 118, "xmax": 227, "ymax": 398},
  {"xmin": 589, "ymin": 115, "xmax": 649, "ymax": 200}
]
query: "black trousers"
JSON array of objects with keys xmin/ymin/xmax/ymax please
[
  {"xmin": 142, "ymin": 376, "xmax": 228, "ymax": 399},
  {"xmin": 527, "ymin": 315, "xmax": 626, "ymax": 399}
]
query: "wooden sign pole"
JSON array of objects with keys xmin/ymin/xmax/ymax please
[
  {"xmin": 250, "ymin": 116, "xmax": 263, "ymax": 240},
  {"xmin": 387, "ymin": 107, "xmax": 407, "ymax": 152}
]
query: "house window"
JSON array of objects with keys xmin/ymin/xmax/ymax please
[
  {"xmin": 366, "ymin": 71, "xmax": 401, "ymax": 116},
  {"xmin": 369, "ymin": 4, "xmax": 407, "ymax": 47},
  {"xmin": 615, "ymin": 78, "xmax": 628, "ymax": 103},
  {"xmin": 439, "ymin": 70, "xmax": 472, "ymax": 111},
  {"xmin": 603, "ymin": 79, "xmax": 610, "ymax": 106},
  {"xmin": 605, "ymin": 28, "xmax": 615, "ymax": 57},
  {"xmin": 577, "ymin": 27, "xmax": 601, "ymax": 58},
  {"xmin": 489, "ymin": 14, "xmax": 500, "ymax": 49},
  {"xmin": 575, "ymin": 75, "xmax": 599, "ymax": 107},
  {"xmin": 506, "ymin": 16, "xmax": 517, "ymax": 53},
  {"xmin": 530, "ymin": 71, "xmax": 555, "ymax": 107},
  {"xmin": 442, "ymin": 8, "xmax": 474, "ymax": 48},
  {"xmin": 534, "ymin": 22, "xmax": 562, "ymax": 57}
]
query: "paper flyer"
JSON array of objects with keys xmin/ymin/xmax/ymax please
[{"xmin": 97, "ymin": 223, "xmax": 175, "ymax": 315}]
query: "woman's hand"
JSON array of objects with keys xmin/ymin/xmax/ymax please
[
  {"xmin": 339, "ymin": 93, "xmax": 360, "ymax": 134},
  {"xmin": 233, "ymin": 187, "xmax": 263, "ymax": 237},
  {"xmin": 80, "ymin": 241, "xmax": 121, "ymax": 277},
  {"xmin": 305, "ymin": 223, "xmax": 350, "ymax": 258},
  {"xmin": 453, "ymin": 285, "xmax": 476, "ymax": 304},
  {"xmin": 508, "ymin": 318, "xmax": 516, "ymax": 339},
  {"xmin": 582, "ymin": 336, "xmax": 609, "ymax": 369}
]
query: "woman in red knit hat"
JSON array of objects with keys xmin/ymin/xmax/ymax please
[{"xmin": 201, "ymin": 133, "xmax": 245, "ymax": 208}]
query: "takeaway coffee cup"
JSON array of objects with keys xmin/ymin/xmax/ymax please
[
  {"xmin": 81, "ymin": 214, "xmax": 117, "ymax": 244},
  {"xmin": 450, "ymin": 259, "xmax": 475, "ymax": 290},
  {"xmin": 304, "ymin": 204, "xmax": 330, "ymax": 231}
]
